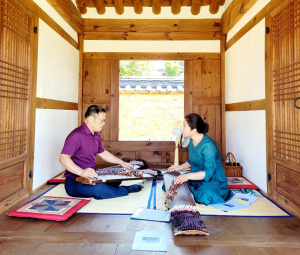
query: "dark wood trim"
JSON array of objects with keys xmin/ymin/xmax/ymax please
[
  {"xmin": 27, "ymin": 14, "xmax": 39, "ymax": 194},
  {"xmin": 19, "ymin": 0, "xmax": 78, "ymax": 49},
  {"xmin": 46, "ymin": 0, "xmax": 83, "ymax": 34},
  {"xmin": 84, "ymin": 53, "xmax": 221, "ymax": 60},
  {"xmin": 225, "ymin": 99, "xmax": 266, "ymax": 111},
  {"xmin": 78, "ymin": 35, "xmax": 84, "ymax": 125},
  {"xmin": 225, "ymin": 0, "xmax": 283, "ymax": 51},
  {"xmin": 83, "ymin": 19, "xmax": 221, "ymax": 32},
  {"xmin": 84, "ymin": 31, "xmax": 220, "ymax": 40},
  {"xmin": 265, "ymin": 15, "xmax": 273, "ymax": 196},
  {"xmin": 221, "ymin": 0, "xmax": 259, "ymax": 35},
  {"xmin": 221, "ymin": 35, "xmax": 226, "ymax": 161},
  {"xmin": 35, "ymin": 98, "xmax": 78, "ymax": 110}
]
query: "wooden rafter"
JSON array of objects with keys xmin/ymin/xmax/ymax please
[
  {"xmin": 191, "ymin": 0, "xmax": 201, "ymax": 15},
  {"xmin": 95, "ymin": 0, "xmax": 106, "ymax": 15},
  {"xmin": 221, "ymin": 0, "xmax": 259, "ymax": 35},
  {"xmin": 46, "ymin": 0, "xmax": 83, "ymax": 34},
  {"xmin": 75, "ymin": 0, "xmax": 226, "ymax": 15}
]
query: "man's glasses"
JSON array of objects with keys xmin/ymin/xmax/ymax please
[{"xmin": 93, "ymin": 115, "xmax": 107, "ymax": 124}]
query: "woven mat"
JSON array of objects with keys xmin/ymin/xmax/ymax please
[
  {"xmin": 155, "ymin": 181, "xmax": 291, "ymax": 217},
  {"xmin": 48, "ymin": 171, "xmax": 66, "ymax": 183},
  {"xmin": 43, "ymin": 179, "xmax": 291, "ymax": 217},
  {"xmin": 45, "ymin": 180, "xmax": 154, "ymax": 214}
]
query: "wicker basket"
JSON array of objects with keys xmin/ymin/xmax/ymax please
[{"xmin": 222, "ymin": 152, "xmax": 242, "ymax": 177}]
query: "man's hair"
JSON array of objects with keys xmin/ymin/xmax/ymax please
[{"xmin": 85, "ymin": 105, "xmax": 106, "ymax": 119}]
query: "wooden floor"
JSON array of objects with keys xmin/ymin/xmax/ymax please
[{"xmin": 1, "ymin": 185, "xmax": 300, "ymax": 255}]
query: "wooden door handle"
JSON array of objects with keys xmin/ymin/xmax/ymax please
[{"xmin": 294, "ymin": 97, "xmax": 300, "ymax": 109}]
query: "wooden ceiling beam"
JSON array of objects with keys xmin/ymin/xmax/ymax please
[
  {"xmin": 209, "ymin": 0, "xmax": 220, "ymax": 14},
  {"xmin": 46, "ymin": 0, "xmax": 83, "ymax": 34},
  {"xmin": 115, "ymin": 0, "xmax": 125, "ymax": 15},
  {"xmin": 191, "ymin": 0, "xmax": 201, "ymax": 15},
  {"xmin": 133, "ymin": 0, "xmax": 143, "ymax": 14},
  {"xmin": 84, "ymin": 31, "xmax": 220, "ymax": 40},
  {"xmin": 171, "ymin": 0, "xmax": 181, "ymax": 15},
  {"xmin": 221, "ymin": 0, "xmax": 259, "ymax": 35},
  {"xmin": 83, "ymin": 19, "xmax": 221, "ymax": 32},
  {"xmin": 95, "ymin": 0, "xmax": 106, "ymax": 15}
]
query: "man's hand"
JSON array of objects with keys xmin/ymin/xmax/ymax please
[
  {"xmin": 174, "ymin": 174, "xmax": 189, "ymax": 185},
  {"xmin": 167, "ymin": 165, "xmax": 182, "ymax": 172},
  {"xmin": 80, "ymin": 168, "xmax": 98, "ymax": 179},
  {"xmin": 120, "ymin": 161, "xmax": 134, "ymax": 170}
]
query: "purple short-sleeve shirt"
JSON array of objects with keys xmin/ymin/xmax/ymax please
[{"xmin": 61, "ymin": 123, "xmax": 105, "ymax": 179}]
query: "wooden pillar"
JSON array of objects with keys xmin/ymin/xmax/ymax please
[
  {"xmin": 28, "ymin": 15, "xmax": 39, "ymax": 193},
  {"xmin": 220, "ymin": 35, "xmax": 226, "ymax": 161},
  {"xmin": 78, "ymin": 34, "xmax": 84, "ymax": 126},
  {"xmin": 265, "ymin": 15, "xmax": 273, "ymax": 195}
]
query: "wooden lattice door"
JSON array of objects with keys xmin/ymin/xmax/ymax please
[
  {"xmin": 0, "ymin": 0, "xmax": 32, "ymax": 210},
  {"xmin": 270, "ymin": 0, "xmax": 300, "ymax": 212}
]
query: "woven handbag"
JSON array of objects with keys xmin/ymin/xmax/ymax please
[{"xmin": 222, "ymin": 152, "xmax": 242, "ymax": 177}]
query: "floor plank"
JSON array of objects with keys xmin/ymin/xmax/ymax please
[
  {"xmin": 32, "ymin": 243, "xmax": 80, "ymax": 255},
  {"xmin": 234, "ymin": 246, "xmax": 278, "ymax": 255},
  {"xmin": 195, "ymin": 245, "xmax": 238, "ymax": 255},
  {"xmin": 231, "ymin": 217, "xmax": 300, "ymax": 236},
  {"xmin": 115, "ymin": 244, "xmax": 156, "ymax": 255},
  {"xmin": 74, "ymin": 243, "xmax": 117, "ymax": 255},
  {"xmin": 0, "ymin": 242, "xmax": 41, "ymax": 255}
]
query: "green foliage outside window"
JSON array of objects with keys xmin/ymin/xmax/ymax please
[
  {"xmin": 120, "ymin": 61, "xmax": 152, "ymax": 76},
  {"xmin": 164, "ymin": 62, "xmax": 181, "ymax": 77}
]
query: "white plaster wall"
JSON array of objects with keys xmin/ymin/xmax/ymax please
[
  {"xmin": 227, "ymin": 0, "xmax": 270, "ymax": 41},
  {"xmin": 33, "ymin": 18, "xmax": 79, "ymax": 190},
  {"xmin": 226, "ymin": 111, "xmax": 267, "ymax": 192},
  {"xmin": 225, "ymin": 2, "xmax": 267, "ymax": 192},
  {"xmin": 84, "ymin": 40, "xmax": 220, "ymax": 53},
  {"xmin": 32, "ymin": 109, "xmax": 78, "ymax": 190},
  {"xmin": 36, "ymin": 20, "xmax": 79, "ymax": 102},
  {"xmin": 34, "ymin": 0, "xmax": 77, "ymax": 41},
  {"xmin": 225, "ymin": 19, "xmax": 265, "ymax": 104}
]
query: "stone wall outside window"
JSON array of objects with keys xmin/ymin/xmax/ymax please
[{"xmin": 119, "ymin": 91, "xmax": 184, "ymax": 141}]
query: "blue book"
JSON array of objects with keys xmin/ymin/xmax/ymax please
[{"xmin": 131, "ymin": 208, "xmax": 171, "ymax": 222}]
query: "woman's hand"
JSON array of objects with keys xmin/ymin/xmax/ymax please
[
  {"xmin": 167, "ymin": 165, "xmax": 181, "ymax": 172},
  {"xmin": 120, "ymin": 161, "xmax": 134, "ymax": 170},
  {"xmin": 174, "ymin": 174, "xmax": 189, "ymax": 185}
]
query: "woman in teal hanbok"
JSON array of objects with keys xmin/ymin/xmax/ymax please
[{"xmin": 168, "ymin": 113, "xmax": 233, "ymax": 205}]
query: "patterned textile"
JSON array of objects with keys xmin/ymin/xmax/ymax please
[
  {"xmin": 6, "ymin": 196, "xmax": 90, "ymax": 221},
  {"xmin": 48, "ymin": 171, "xmax": 66, "ymax": 183},
  {"xmin": 227, "ymin": 177, "xmax": 258, "ymax": 189}
]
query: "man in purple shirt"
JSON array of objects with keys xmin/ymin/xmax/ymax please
[{"xmin": 59, "ymin": 105, "xmax": 142, "ymax": 199}]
